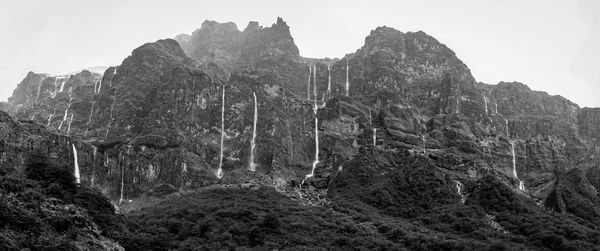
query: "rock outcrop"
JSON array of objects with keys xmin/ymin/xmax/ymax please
[{"xmin": 2, "ymin": 18, "xmax": 599, "ymax": 220}]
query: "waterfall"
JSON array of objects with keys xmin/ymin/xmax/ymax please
[
  {"xmin": 35, "ymin": 77, "xmax": 46, "ymax": 104},
  {"xmin": 97, "ymin": 79, "xmax": 103, "ymax": 93},
  {"xmin": 249, "ymin": 92, "xmax": 258, "ymax": 171},
  {"xmin": 110, "ymin": 67, "xmax": 117, "ymax": 87},
  {"xmin": 510, "ymin": 141, "xmax": 525, "ymax": 191},
  {"xmin": 217, "ymin": 85, "xmax": 225, "ymax": 179},
  {"xmin": 51, "ymin": 78, "xmax": 59, "ymax": 98},
  {"xmin": 304, "ymin": 73, "xmax": 321, "ymax": 183},
  {"xmin": 494, "ymin": 101, "xmax": 498, "ymax": 114},
  {"xmin": 313, "ymin": 65, "xmax": 317, "ymax": 101},
  {"xmin": 505, "ymin": 118, "xmax": 509, "ymax": 137},
  {"xmin": 327, "ymin": 64, "xmax": 331, "ymax": 98},
  {"xmin": 372, "ymin": 128, "xmax": 377, "ymax": 146},
  {"xmin": 85, "ymin": 98, "xmax": 96, "ymax": 137},
  {"xmin": 59, "ymin": 76, "xmax": 68, "ymax": 92},
  {"xmin": 369, "ymin": 109, "xmax": 372, "ymax": 125},
  {"xmin": 71, "ymin": 144, "xmax": 80, "ymax": 183},
  {"xmin": 67, "ymin": 113, "xmax": 74, "ymax": 134},
  {"xmin": 46, "ymin": 108, "xmax": 56, "ymax": 127},
  {"xmin": 119, "ymin": 162, "xmax": 124, "ymax": 205},
  {"xmin": 58, "ymin": 87, "xmax": 73, "ymax": 130},
  {"xmin": 345, "ymin": 59, "xmax": 350, "ymax": 96},
  {"xmin": 91, "ymin": 145, "xmax": 97, "ymax": 187},
  {"xmin": 456, "ymin": 180, "xmax": 465, "ymax": 204},
  {"xmin": 105, "ymin": 89, "xmax": 117, "ymax": 138},
  {"xmin": 422, "ymin": 135, "xmax": 426, "ymax": 152},
  {"xmin": 484, "ymin": 95, "xmax": 488, "ymax": 115},
  {"xmin": 307, "ymin": 66, "xmax": 312, "ymax": 99}
]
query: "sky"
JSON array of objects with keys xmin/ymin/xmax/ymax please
[{"xmin": 0, "ymin": 0, "xmax": 598, "ymax": 107}]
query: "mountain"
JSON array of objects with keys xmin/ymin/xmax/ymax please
[{"xmin": 2, "ymin": 17, "xmax": 600, "ymax": 249}]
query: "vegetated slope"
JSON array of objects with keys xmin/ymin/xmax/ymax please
[
  {"xmin": 0, "ymin": 152, "xmax": 123, "ymax": 250},
  {"xmin": 118, "ymin": 146, "xmax": 600, "ymax": 251}
]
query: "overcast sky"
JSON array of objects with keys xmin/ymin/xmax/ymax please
[{"xmin": 1, "ymin": 0, "xmax": 598, "ymax": 107}]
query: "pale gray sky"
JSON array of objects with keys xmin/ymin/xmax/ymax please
[{"xmin": 1, "ymin": 0, "xmax": 598, "ymax": 107}]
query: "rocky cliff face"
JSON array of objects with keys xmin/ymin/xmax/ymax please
[{"xmin": 2, "ymin": 18, "xmax": 599, "ymax": 218}]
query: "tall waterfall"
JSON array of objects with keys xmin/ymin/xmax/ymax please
[
  {"xmin": 67, "ymin": 113, "xmax": 74, "ymax": 134},
  {"xmin": 47, "ymin": 108, "xmax": 56, "ymax": 127},
  {"xmin": 307, "ymin": 66, "xmax": 312, "ymax": 99},
  {"xmin": 105, "ymin": 89, "xmax": 117, "ymax": 138},
  {"xmin": 327, "ymin": 64, "xmax": 331, "ymax": 98},
  {"xmin": 85, "ymin": 98, "xmax": 96, "ymax": 137},
  {"xmin": 304, "ymin": 72, "xmax": 321, "ymax": 183},
  {"xmin": 456, "ymin": 180, "xmax": 465, "ymax": 204},
  {"xmin": 34, "ymin": 77, "xmax": 45, "ymax": 104},
  {"xmin": 110, "ymin": 67, "xmax": 117, "ymax": 87},
  {"xmin": 505, "ymin": 118, "xmax": 509, "ymax": 137},
  {"xmin": 422, "ymin": 135, "xmax": 427, "ymax": 152},
  {"xmin": 313, "ymin": 65, "xmax": 317, "ymax": 100},
  {"xmin": 97, "ymin": 79, "xmax": 103, "ymax": 93},
  {"xmin": 59, "ymin": 76, "xmax": 68, "ymax": 93},
  {"xmin": 345, "ymin": 59, "xmax": 349, "ymax": 96},
  {"xmin": 71, "ymin": 144, "xmax": 80, "ymax": 183},
  {"xmin": 494, "ymin": 101, "xmax": 498, "ymax": 114},
  {"xmin": 58, "ymin": 87, "xmax": 73, "ymax": 130},
  {"xmin": 119, "ymin": 163, "xmax": 124, "ymax": 205},
  {"xmin": 484, "ymin": 95, "xmax": 488, "ymax": 115},
  {"xmin": 217, "ymin": 86, "xmax": 225, "ymax": 179},
  {"xmin": 510, "ymin": 141, "xmax": 525, "ymax": 191},
  {"xmin": 91, "ymin": 145, "xmax": 97, "ymax": 187},
  {"xmin": 51, "ymin": 78, "xmax": 59, "ymax": 98},
  {"xmin": 249, "ymin": 92, "xmax": 258, "ymax": 171},
  {"xmin": 372, "ymin": 128, "xmax": 377, "ymax": 146}
]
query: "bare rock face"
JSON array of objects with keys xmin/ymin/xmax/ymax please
[{"xmin": 2, "ymin": 18, "xmax": 600, "ymax": 218}]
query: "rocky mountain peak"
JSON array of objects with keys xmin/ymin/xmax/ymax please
[
  {"xmin": 243, "ymin": 21, "xmax": 261, "ymax": 33},
  {"xmin": 199, "ymin": 20, "xmax": 239, "ymax": 32}
]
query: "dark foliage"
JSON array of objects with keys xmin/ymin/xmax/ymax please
[
  {"xmin": 468, "ymin": 176, "xmax": 600, "ymax": 251},
  {"xmin": 0, "ymin": 152, "xmax": 123, "ymax": 250}
]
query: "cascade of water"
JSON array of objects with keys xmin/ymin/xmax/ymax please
[
  {"xmin": 456, "ymin": 180, "xmax": 465, "ymax": 204},
  {"xmin": 71, "ymin": 144, "xmax": 80, "ymax": 183},
  {"xmin": 85, "ymin": 99, "xmax": 96, "ymax": 137},
  {"xmin": 97, "ymin": 78, "xmax": 103, "ymax": 93},
  {"xmin": 494, "ymin": 101, "xmax": 498, "ymax": 114},
  {"xmin": 307, "ymin": 66, "xmax": 312, "ymax": 99},
  {"xmin": 47, "ymin": 108, "xmax": 56, "ymax": 127},
  {"xmin": 372, "ymin": 128, "xmax": 377, "ymax": 146},
  {"xmin": 505, "ymin": 118, "xmax": 509, "ymax": 137},
  {"xmin": 91, "ymin": 145, "xmax": 97, "ymax": 187},
  {"xmin": 58, "ymin": 88, "xmax": 73, "ymax": 130},
  {"xmin": 422, "ymin": 135, "xmax": 426, "ymax": 152},
  {"xmin": 484, "ymin": 95, "xmax": 488, "ymax": 115},
  {"xmin": 105, "ymin": 90, "xmax": 117, "ymax": 138},
  {"xmin": 345, "ymin": 59, "xmax": 349, "ymax": 96},
  {"xmin": 369, "ymin": 109, "xmax": 372, "ymax": 125},
  {"xmin": 67, "ymin": 113, "xmax": 74, "ymax": 134},
  {"xmin": 303, "ymin": 72, "xmax": 321, "ymax": 183},
  {"xmin": 119, "ymin": 162, "xmax": 124, "ymax": 205},
  {"xmin": 249, "ymin": 92, "xmax": 258, "ymax": 171},
  {"xmin": 110, "ymin": 67, "xmax": 117, "ymax": 87},
  {"xmin": 59, "ymin": 76, "xmax": 69, "ymax": 93},
  {"xmin": 510, "ymin": 141, "xmax": 525, "ymax": 191},
  {"xmin": 217, "ymin": 86, "xmax": 225, "ymax": 179},
  {"xmin": 51, "ymin": 78, "xmax": 59, "ymax": 98},
  {"xmin": 327, "ymin": 64, "xmax": 331, "ymax": 98},
  {"xmin": 35, "ymin": 77, "xmax": 46, "ymax": 104},
  {"xmin": 313, "ymin": 65, "xmax": 317, "ymax": 101}
]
